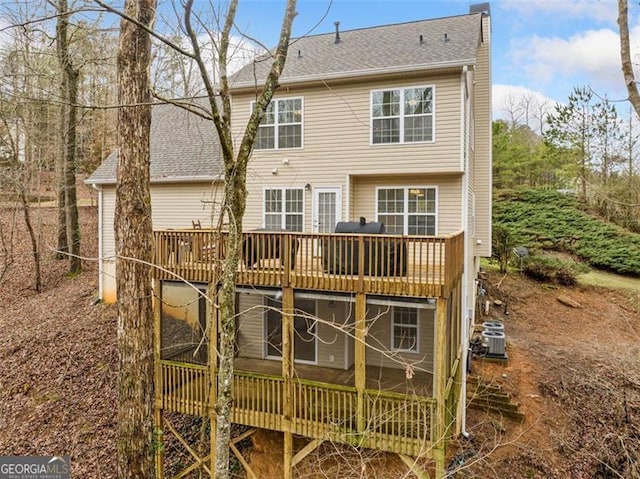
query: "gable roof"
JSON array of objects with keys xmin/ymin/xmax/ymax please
[
  {"xmin": 231, "ymin": 13, "xmax": 483, "ymax": 88},
  {"xmin": 86, "ymin": 100, "xmax": 223, "ymax": 185}
]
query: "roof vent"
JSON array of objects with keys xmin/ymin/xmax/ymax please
[
  {"xmin": 419, "ymin": 34, "xmax": 424, "ymax": 45},
  {"xmin": 297, "ymin": 49, "xmax": 302, "ymax": 58},
  {"xmin": 444, "ymin": 32, "xmax": 449, "ymax": 42},
  {"xmin": 334, "ymin": 21, "xmax": 341, "ymax": 44}
]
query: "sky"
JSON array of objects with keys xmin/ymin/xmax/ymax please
[
  {"xmin": 1, "ymin": 0, "xmax": 638, "ymax": 120},
  {"xmin": 223, "ymin": 0, "xmax": 640, "ymax": 120}
]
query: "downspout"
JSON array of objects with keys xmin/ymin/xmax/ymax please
[
  {"xmin": 92, "ymin": 183, "xmax": 103, "ymax": 301},
  {"xmin": 460, "ymin": 65, "xmax": 470, "ymax": 437}
]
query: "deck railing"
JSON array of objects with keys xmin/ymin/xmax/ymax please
[
  {"xmin": 159, "ymin": 362, "xmax": 434, "ymax": 456},
  {"xmin": 154, "ymin": 229, "xmax": 464, "ymax": 297}
]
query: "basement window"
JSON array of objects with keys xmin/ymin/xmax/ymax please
[{"xmin": 391, "ymin": 306, "xmax": 419, "ymax": 353}]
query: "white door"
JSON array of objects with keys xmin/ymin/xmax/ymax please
[{"xmin": 313, "ymin": 187, "xmax": 342, "ymax": 233}]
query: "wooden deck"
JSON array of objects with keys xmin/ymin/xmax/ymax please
[
  {"xmin": 153, "ymin": 229, "xmax": 464, "ymax": 298},
  {"xmin": 158, "ymin": 359, "xmax": 435, "ymax": 457},
  {"xmin": 234, "ymin": 357, "xmax": 433, "ymax": 397}
]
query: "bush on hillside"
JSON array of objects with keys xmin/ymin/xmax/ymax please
[
  {"xmin": 493, "ymin": 189, "xmax": 640, "ymax": 277},
  {"xmin": 522, "ymin": 256, "xmax": 578, "ymax": 286}
]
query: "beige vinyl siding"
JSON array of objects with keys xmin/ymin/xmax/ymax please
[
  {"xmin": 150, "ymin": 182, "xmax": 223, "ymax": 229},
  {"xmin": 352, "ymin": 174, "xmax": 463, "ymax": 235},
  {"xmin": 99, "ymin": 182, "xmax": 222, "ymax": 303},
  {"xmin": 101, "ymin": 181, "xmax": 222, "ymax": 260},
  {"xmin": 101, "ymin": 187, "xmax": 117, "ymax": 303},
  {"xmin": 366, "ymin": 306, "xmax": 434, "ymax": 373},
  {"xmin": 236, "ymin": 292, "xmax": 265, "ymax": 359},
  {"xmin": 235, "ymin": 74, "xmax": 464, "ymax": 231},
  {"xmin": 234, "ymin": 74, "xmax": 462, "ymax": 175},
  {"xmin": 315, "ymin": 300, "xmax": 347, "ymax": 369},
  {"xmin": 236, "ymin": 293, "xmax": 349, "ymax": 370},
  {"xmin": 473, "ymin": 14, "xmax": 492, "ymax": 257}
]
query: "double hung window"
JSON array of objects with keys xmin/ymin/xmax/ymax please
[
  {"xmin": 255, "ymin": 98, "xmax": 303, "ymax": 150},
  {"xmin": 372, "ymin": 86, "xmax": 434, "ymax": 144}
]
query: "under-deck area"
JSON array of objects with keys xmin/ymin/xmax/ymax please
[{"xmin": 152, "ymin": 228, "xmax": 465, "ymax": 476}]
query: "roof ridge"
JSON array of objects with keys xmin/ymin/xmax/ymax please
[{"xmin": 290, "ymin": 12, "xmax": 481, "ymax": 41}]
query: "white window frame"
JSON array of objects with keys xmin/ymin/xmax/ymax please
[
  {"xmin": 391, "ymin": 306, "xmax": 420, "ymax": 353},
  {"xmin": 252, "ymin": 97, "xmax": 304, "ymax": 150},
  {"xmin": 262, "ymin": 187, "xmax": 305, "ymax": 231},
  {"xmin": 375, "ymin": 185, "xmax": 438, "ymax": 235},
  {"xmin": 370, "ymin": 85, "xmax": 435, "ymax": 145}
]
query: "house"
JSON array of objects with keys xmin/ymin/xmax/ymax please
[{"xmin": 87, "ymin": 4, "xmax": 491, "ymax": 478}]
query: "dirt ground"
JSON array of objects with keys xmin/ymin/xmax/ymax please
[
  {"xmin": 1, "ymin": 203, "xmax": 639, "ymax": 478},
  {"xmin": 455, "ymin": 270, "xmax": 640, "ymax": 479}
]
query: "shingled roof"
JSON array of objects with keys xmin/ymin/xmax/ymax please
[
  {"xmin": 86, "ymin": 100, "xmax": 222, "ymax": 185},
  {"xmin": 231, "ymin": 12, "xmax": 483, "ymax": 88}
]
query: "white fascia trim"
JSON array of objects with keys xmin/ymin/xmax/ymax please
[
  {"xmin": 231, "ymin": 59, "xmax": 476, "ymax": 90},
  {"xmin": 85, "ymin": 176, "xmax": 224, "ymax": 186}
]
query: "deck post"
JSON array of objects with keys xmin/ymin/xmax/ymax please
[
  {"xmin": 208, "ymin": 283, "xmax": 218, "ymax": 478},
  {"xmin": 355, "ymin": 292, "xmax": 367, "ymax": 434},
  {"xmin": 434, "ymin": 298, "xmax": 448, "ymax": 479},
  {"xmin": 152, "ymin": 279, "xmax": 164, "ymax": 478},
  {"xmin": 282, "ymin": 286, "xmax": 294, "ymax": 479}
]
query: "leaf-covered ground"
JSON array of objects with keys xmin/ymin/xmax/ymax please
[{"xmin": 0, "ymin": 205, "xmax": 118, "ymax": 477}]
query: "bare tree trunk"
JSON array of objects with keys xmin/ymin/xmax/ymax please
[
  {"xmin": 18, "ymin": 186, "xmax": 41, "ymax": 292},
  {"xmin": 619, "ymin": 0, "xmax": 640, "ymax": 118},
  {"xmin": 114, "ymin": 0, "xmax": 156, "ymax": 478},
  {"xmin": 65, "ymin": 68, "xmax": 81, "ymax": 273},
  {"xmin": 55, "ymin": 0, "xmax": 81, "ymax": 273}
]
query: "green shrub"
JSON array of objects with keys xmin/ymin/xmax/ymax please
[
  {"xmin": 492, "ymin": 225, "xmax": 515, "ymax": 273},
  {"xmin": 522, "ymin": 256, "xmax": 578, "ymax": 286},
  {"xmin": 493, "ymin": 189, "xmax": 640, "ymax": 277}
]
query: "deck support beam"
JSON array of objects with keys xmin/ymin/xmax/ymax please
[
  {"xmin": 292, "ymin": 438, "xmax": 324, "ymax": 467},
  {"xmin": 152, "ymin": 280, "xmax": 164, "ymax": 478},
  {"xmin": 222, "ymin": 429, "xmax": 258, "ymax": 479},
  {"xmin": 282, "ymin": 286, "xmax": 294, "ymax": 479},
  {"xmin": 355, "ymin": 291, "xmax": 367, "ymax": 434},
  {"xmin": 434, "ymin": 298, "xmax": 448, "ymax": 479},
  {"xmin": 208, "ymin": 283, "xmax": 219, "ymax": 478},
  {"xmin": 398, "ymin": 454, "xmax": 431, "ymax": 479}
]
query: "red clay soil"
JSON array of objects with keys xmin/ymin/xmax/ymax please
[
  {"xmin": 456, "ymin": 271, "xmax": 640, "ymax": 479},
  {"xmin": 1, "ymin": 203, "xmax": 639, "ymax": 478}
]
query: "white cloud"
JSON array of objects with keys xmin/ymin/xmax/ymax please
[
  {"xmin": 499, "ymin": 0, "xmax": 619, "ymax": 25},
  {"xmin": 508, "ymin": 25, "xmax": 640, "ymax": 95},
  {"xmin": 492, "ymin": 84, "xmax": 558, "ymax": 128}
]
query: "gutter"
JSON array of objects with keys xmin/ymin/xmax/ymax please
[{"xmin": 84, "ymin": 175, "xmax": 224, "ymax": 186}]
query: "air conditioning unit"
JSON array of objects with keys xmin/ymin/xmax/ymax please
[
  {"xmin": 482, "ymin": 321, "xmax": 504, "ymax": 333},
  {"xmin": 482, "ymin": 330, "xmax": 506, "ymax": 356}
]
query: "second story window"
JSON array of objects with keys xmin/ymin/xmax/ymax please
[
  {"xmin": 255, "ymin": 98, "xmax": 303, "ymax": 150},
  {"xmin": 371, "ymin": 86, "xmax": 434, "ymax": 144}
]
